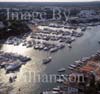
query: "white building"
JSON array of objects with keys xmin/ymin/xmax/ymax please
[{"xmin": 78, "ymin": 10, "xmax": 96, "ymax": 18}]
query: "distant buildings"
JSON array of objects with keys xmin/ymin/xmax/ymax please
[{"xmin": 78, "ymin": 10, "xmax": 96, "ymax": 18}]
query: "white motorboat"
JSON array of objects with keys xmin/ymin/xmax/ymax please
[
  {"xmin": 69, "ymin": 64, "xmax": 76, "ymax": 68},
  {"xmin": 50, "ymin": 47, "xmax": 58, "ymax": 53},
  {"xmin": 58, "ymin": 68, "xmax": 66, "ymax": 72},
  {"xmin": 42, "ymin": 57, "xmax": 52, "ymax": 64}
]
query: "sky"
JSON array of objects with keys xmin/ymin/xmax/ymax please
[{"xmin": 0, "ymin": 0, "xmax": 99, "ymax": 2}]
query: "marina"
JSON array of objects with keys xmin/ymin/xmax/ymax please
[
  {"xmin": 0, "ymin": 24, "xmax": 100, "ymax": 94},
  {"xmin": 0, "ymin": 51, "xmax": 31, "ymax": 73},
  {"xmin": 0, "ymin": 2, "xmax": 100, "ymax": 94},
  {"xmin": 1, "ymin": 22, "xmax": 86, "ymax": 55}
]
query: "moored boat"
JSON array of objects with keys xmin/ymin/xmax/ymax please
[
  {"xmin": 58, "ymin": 68, "xmax": 66, "ymax": 72},
  {"xmin": 5, "ymin": 63, "xmax": 21, "ymax": 73},
  {"xmin": 50, "ymin": 47, "xmax": 58, "ymax": 53},
  {"xmin": 69, "ymin": 64, "xmax": 76, "ymax": 68},
  {"xmin": 42, "ymin": 57, "xmax": 52, "ymax": 64},
  {"xmin": 68, "ymin": 44, "xmax": 72, "ymax": 48},
  {"xmin": 68, "ymin": 66, "xmax": 74, "ymax": 70}
]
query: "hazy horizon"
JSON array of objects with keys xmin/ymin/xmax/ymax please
[{"xmin": 0, "ymin": 0, "xmax": 100, "ymax": 2}]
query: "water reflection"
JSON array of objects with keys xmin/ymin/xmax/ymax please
[
  {"xmin": 0, "ymin": 26, "xmax": 100, "ymax": 94},
  {"xmin": 0, "ymin": 44, "xmax": 47, "ymax": 94}
]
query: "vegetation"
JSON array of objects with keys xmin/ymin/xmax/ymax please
[{"xmin": 0, "ymin": 20, "xmax": 31, "ymax": 40}]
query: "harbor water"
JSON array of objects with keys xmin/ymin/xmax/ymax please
[{"xmin": 0, "ymin": 25, "xmax": 100, "ymax": 94}]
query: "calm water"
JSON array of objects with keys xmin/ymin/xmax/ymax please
[{"xmin": 0, "ymin": 25, "xmax": 100, "ymax": 94}]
